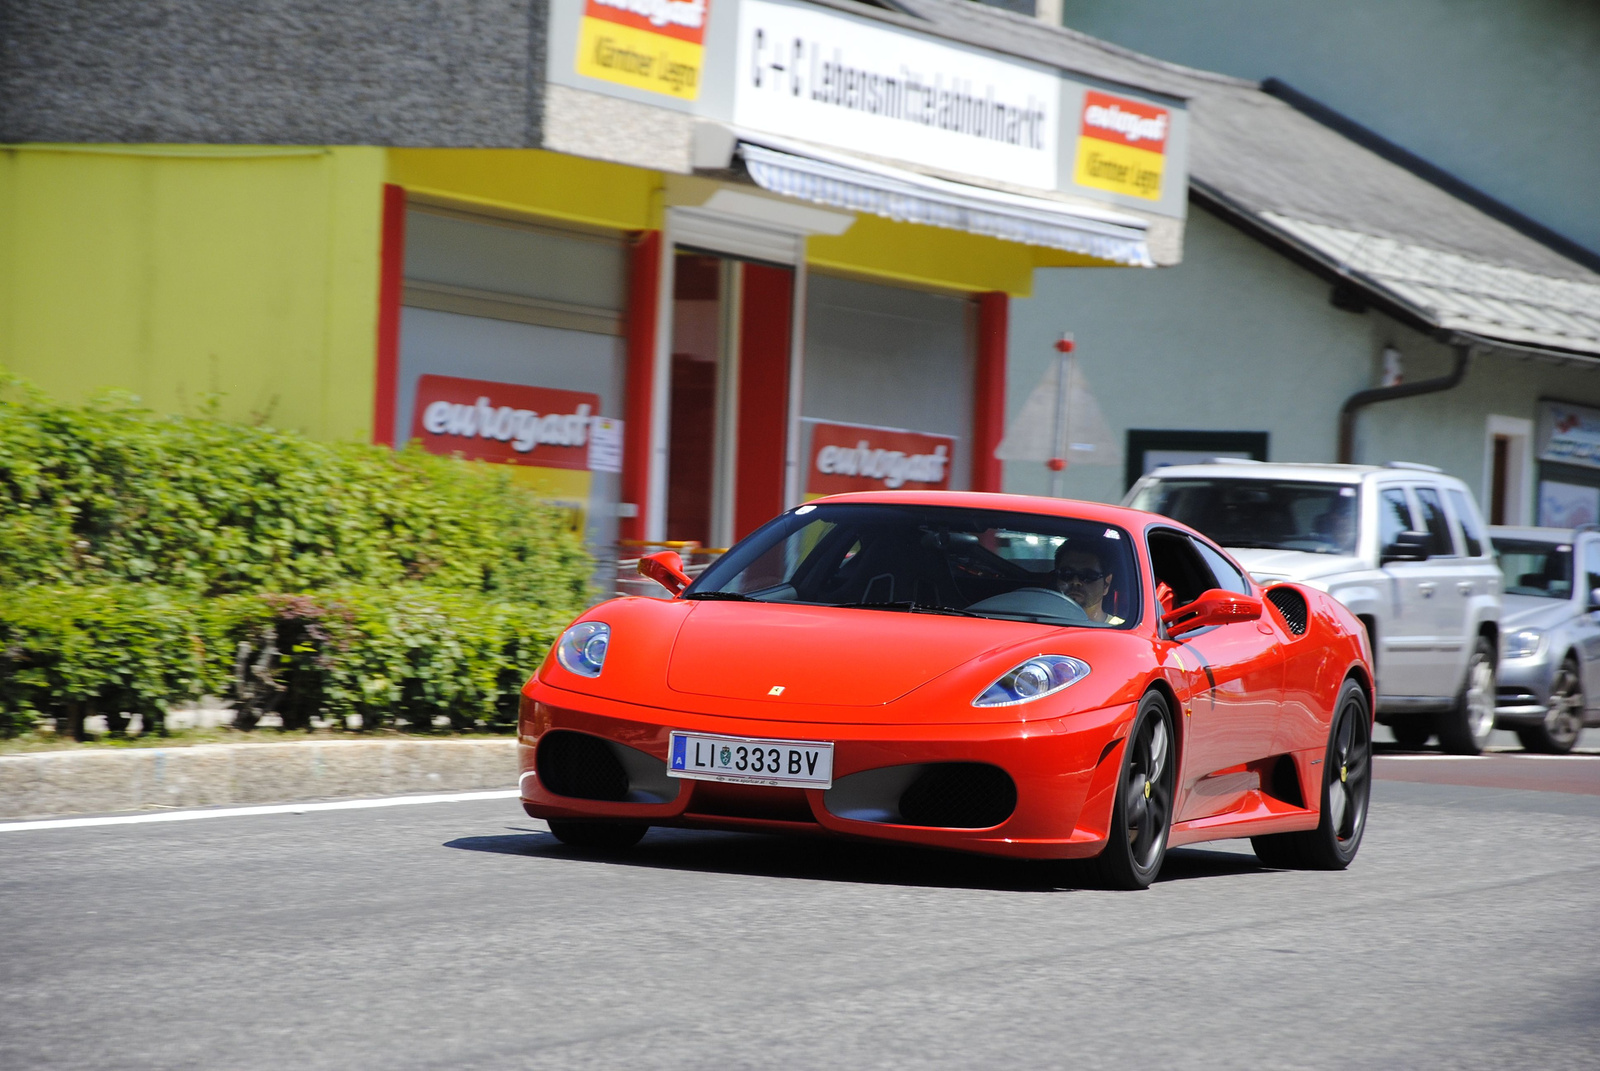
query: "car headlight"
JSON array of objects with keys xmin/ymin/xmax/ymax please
[
  {"xmin": 556, "ymin": 622, "xmax": 610, "ymax": 677},
  {"xmin": 1504, "ymin": 628, "xmax": 1545, "ymax": 659},
  {"xmin": 973, "ymin": 655, "xmax": 1090, "ymax": 707}
]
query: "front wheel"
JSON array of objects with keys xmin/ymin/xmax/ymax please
[
  {"xmin": 1087, "ymin": 691, "xmax": 1176, "ymax": 890},
  {"xmin": 1516, "ymin": 659, "xmax": 1584, "ymax": 754},
  {"xmin": 546, "ymin": 819, "xmax": 648, "ymax": 850},
  {"xmin": 1438, "ymin": 638, "xmax": 1496, "ymax": 755},
  {"xmin": 1253, "ymin": 679, "xmax": 1372, "ymax": 870}
]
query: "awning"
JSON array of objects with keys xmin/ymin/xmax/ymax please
[{"xmin": 735, "ymin": 135, "xmax": 1154, "ymax": 267}]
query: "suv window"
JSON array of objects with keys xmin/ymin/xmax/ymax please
[
  {"xmin": 1378, "ymin": 488, "xmax": 1415, "ymax": 548},
  {"xmin": 1193, "ymin": 539, "xmax": 1253, "ymax": 594},
  {"xmin": 1587, "ymin": 541, "xmax": 1600, "ymax": 601},
  {"xmin": 1445, "ymin": 488, "xmax": 1485, "ymax": 557},
  {"xmin": 1413, "ymin": 487, "xmax": 1456, "ymax": 557},
  {"xmin": 1128, "ymin": 478, "xmax": 1358, "ymax": 555}
]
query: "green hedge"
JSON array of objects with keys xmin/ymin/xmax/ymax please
[{"xmin": 0, "ymin": 373, "xmax": 590, "ymax": 738}]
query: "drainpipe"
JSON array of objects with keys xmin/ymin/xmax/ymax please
[{"xmin": 1337, "ymin": 341, "xmax": 1471, "ymax": 464}]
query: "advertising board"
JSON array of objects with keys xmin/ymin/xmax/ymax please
[
  {"xmin": 1072, "ymin": 90, "xmax": 1169, "ymax": 201},
  {"xmin": 1537, "ymin": 400, "xmax": 1600, "ymax": 471},
  {"xmin": 410, "ymin": 374, "xmax": 617, "ymax": 472},
  {"xmin": 806, "ymin": 421, "xmax": 955, "ymax": 496},
  {"xmin": 575, "ymin": 0, "xmax": 711, "ymax": 100}
]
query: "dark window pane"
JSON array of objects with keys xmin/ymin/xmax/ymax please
[
  {"xmin": 1446, "ymin": 489, "xmax": 1485, "ymax": 557},
  {"xmin": 1414, "ymin": 487, "xmax": 1456, "ymax": 556},
  {"xmin": 1193, "ymin": 539, "xmax": 1252, "ymax": 594},
  {"xmin": 1379, "ymin": 489, "xmax": 1414, "ymax": 548}
]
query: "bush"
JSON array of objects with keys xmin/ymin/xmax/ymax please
[{"xmin": 0, "ymin": 373, "xmax": 592, "ymax": 737}]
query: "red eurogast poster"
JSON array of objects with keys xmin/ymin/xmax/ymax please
[
  {"xmin": 806, "ymin": 421, "xmax": 956, "ymax": 495},
  {"xmin": 410, "ymin": 374, "xmax": 604, "ymax": 471}
]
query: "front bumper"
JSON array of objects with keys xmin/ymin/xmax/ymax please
[
  {"xmin": 518, "ymin": 681, "xmax": 1137, "ymax": 860},
  {"xmin": 1495, "ymin": 657, "xmax": 1554, "ymax": 726}
]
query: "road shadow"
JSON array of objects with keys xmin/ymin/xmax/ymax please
[{"xmin": 445, "ymin": 827, "xmax": 1274, "ymax": 892}]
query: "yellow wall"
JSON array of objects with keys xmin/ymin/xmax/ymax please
[
  {"xmin": 388, "ymin": 148, "xmax": 659, "ymax": 232},
  {"xmin": 0, "ymin": 145, "xmax": 384, "ymax": 440}
]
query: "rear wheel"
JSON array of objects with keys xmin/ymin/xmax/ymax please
[
  {"xmin": 1516, "ymin": 659, "xmax": 1584, "ymax": 755},
  {"xmin": 546, "ymin": 819, "xmax": 648, "ymax": 850},
  {"xmin": 1438, "ymin": 638, "xmax": 1496, "ymax": 755},
  {"xmin": 1253, "ymin": 680, "xmax": 1371, "ymax": 870},
  {"xmin": 1389, "ymin": 717, "xmax": 1433, "ymax": 750},
  {"xmin": 1087, "ymin": 691, "xmax": 1175, "ymax": 891}
]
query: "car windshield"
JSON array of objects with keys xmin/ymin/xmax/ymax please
[
  {"xmin": 1129, "ymin": 477, "xmax": 1360, "ymax": 555},
  {"xmin": 685, "ymin": 503, "xmax": 1140, "ymax": 628},
  {"xmin": 1493, "ymin": 538, "xmax": 1573, "ymax": 599}
]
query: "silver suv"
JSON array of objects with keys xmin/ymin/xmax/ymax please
[
  {"xmin": 1124, "ymin": 462, "xmax": 1502, "ymax": 753},
  {"xmin": 1489, "ymin": 525, "xmax": 1600, "ymax": 753}
]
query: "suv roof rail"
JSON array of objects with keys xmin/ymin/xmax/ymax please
[
  {"xmin": 1212, "ymin": 456, "xmax": 1263, "ymax": 464},
  {"xmin": 1386, "ymin": 461, "xmax": 1442, "ymax": 472}
]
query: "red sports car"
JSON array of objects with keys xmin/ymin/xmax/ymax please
[{"xmin": 518, "ymin": 492, "xmax": 1374, "ymax": 889}]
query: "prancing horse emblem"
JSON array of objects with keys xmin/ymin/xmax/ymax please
[{"xmin": 768, "ymin": 685, "xmax": 786, "ymax": 696}]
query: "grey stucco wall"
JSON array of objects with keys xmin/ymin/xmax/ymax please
[
  {"xmin": 0, "ymin": 0, "xmax": 547, "ymax": 145},
  {"xmin": 1057, "ymin": 0, "xmax": 1600, "ymax": 255},
  {"xmin": 1003, "ymin": 204, "xmax": 1600, "ymax": 511}
]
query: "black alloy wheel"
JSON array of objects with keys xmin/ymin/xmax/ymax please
[
  {"xmin": 1517, "ymin": 658, "xmax": 1584, "ymax": 755},
  {"xmin": 546, "ymin": 819, "xmax": 649, "ymax": 850},
  {"xmin": 1253, "ymin": 679, "xmax": 1371, "ymax": 870},
  {"xmin": 1088, "ymin": 691, "xmax": 1175, "ymax": 890},
  {"xmin": 1438, "ymin": 637, "xmax": 1497, "ymax": 755}
]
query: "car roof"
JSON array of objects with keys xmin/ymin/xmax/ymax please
[
  {"xmin": 1134, "ymin": 461, "xmax": 1465, "ymax": 487},
  {"xmin": 1489, "ymin": 525, "xmax": 1586, "ymax": 542},
  {"xmin": 803, "ymin": 490, "xmax": 1169, "ymax": 531}
]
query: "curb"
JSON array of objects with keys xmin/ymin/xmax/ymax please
[{"xmin": 0, "ymin": 738, "xmax": 519, "ymax": 820}]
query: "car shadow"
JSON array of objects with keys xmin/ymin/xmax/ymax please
[{"xmin": 445, "ymin": 827, "xmax": 1275, "ymax": 892}]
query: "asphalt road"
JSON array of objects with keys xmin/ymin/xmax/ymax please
[{"xmin": 4, "ymin": 761, "xmax": 1600, "ymax": 1070}]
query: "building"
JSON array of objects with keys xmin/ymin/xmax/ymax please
[{"xmin": 0, "ymin": 0, "xmax": 1194, "ymax": 582}]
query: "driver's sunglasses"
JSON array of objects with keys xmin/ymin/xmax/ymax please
[{"xmin": 1058, "ymin": 568, "xmax": 1106, "ymax": 583}]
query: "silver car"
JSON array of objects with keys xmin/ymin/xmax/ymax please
[{"xmin": 1490, "ymin": 525, "xmax": 1600, "ymax": 753}]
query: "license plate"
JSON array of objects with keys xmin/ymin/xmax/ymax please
[{"xmin": 667, "ymin": 731, "xmax": 834, "ymax": 789}]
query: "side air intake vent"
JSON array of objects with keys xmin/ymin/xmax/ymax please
[
  {"xmin": 898, "ymin": 763, "xmax": 1017, "ymax": 829},
  {"xmin": 1266, "ymin": 586, "xmax": 1308, "ymax": 636},
  {"xmin": 536, "ymin": 731, "xmax": 629, "ymax": 801}
]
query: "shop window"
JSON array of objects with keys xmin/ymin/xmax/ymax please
[{"xmin": 1124, "ymin": 430, "xmax": 1268, "ymax": 491}]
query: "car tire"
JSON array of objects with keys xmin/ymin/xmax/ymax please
[
  {"xmin": 1087, "ymin": 691, "xmax": 1176, "ymax": 891},
  {"xmin": 1516, "ymin": 658, "xmax": 1584, "ymax": 755},
  {"xmin": 546, "ymin": 819, "xmax": 649, "ymax": 850},
  {"xmin": 1252, "ymin": 679, "xmax": 1371, "ymax": 870},
  {"xmin": 1438, "ymin": 636, "xmax": 1496, "ymax": 756},
  {"xmin": 1389, "ymin": 717, "xmax": 1433, "ymax": 750}
]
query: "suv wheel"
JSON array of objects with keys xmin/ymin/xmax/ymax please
[{"xmin": 1438, "ymin": 637, "xmax": 1496, "ymax": 755}]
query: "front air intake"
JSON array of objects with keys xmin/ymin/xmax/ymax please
[
  {"xmin": 1265, "ymin": 586, "xmax": 1308, "ymax": 636},
  {"xmin": 897, "ymin": 763, "xmax": 1017, "ymax": 829},
  {"xmin": 536, "ymin": 731, "xmax": 629, "ymax": 801}
]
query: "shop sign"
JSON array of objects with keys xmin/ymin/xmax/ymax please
[
  {"xmin": 1537, "ymin": 400, "xmax": 1600, "ymax": 471},
  {"xmin": 575, "ymin": 0, "xmax": 710, "ymax": 100},
  {"xmin": 1538, "ymin": 480, "xmax": 1600, "ymax": 528},
  {"xmin": 806, "ymin": 421, "xmax": 954, "ymax": 496},
  {"xmin": 734, "ymin": 0, "xmax": 1059, "ymax": 190},
  {"xmin": 411, "ymin": 374, "xmax": 615, "ymax": 472},
  {"xmin": 1072, "ymin": 90, "xmax": 1168, "ymax": 201}
]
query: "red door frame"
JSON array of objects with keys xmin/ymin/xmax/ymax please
[
  {"xmin": 620, "ymin": 230, "xmax": 661, "ymax": 544},
  {"xmin": 372, "ymin": 183, "xmax": 407, "ymax": 446},
  {"xmin": 973, "ymin": 291, "xmax": 1008, "ymax": 493}
]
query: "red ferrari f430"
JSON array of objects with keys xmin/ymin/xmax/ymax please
[{"xmin": 519, "ymin": 493, "xmax": 1374, "ymax": 889}]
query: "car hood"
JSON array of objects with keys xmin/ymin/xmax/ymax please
[
  {"xmin": 1500, "ymin": 595, "xmax": 1577, "ymax": 632},
  {"xmin": 666, "ymin": 602, "xmax": 1057, "ymax": 707},
  {"xmin": 1226, "ymin": 548, "xmax": 1366, "ymax": 584}
]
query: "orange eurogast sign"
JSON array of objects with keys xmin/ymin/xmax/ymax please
[
  {"xmin": 410, "ymin": 374, "xmax": 615, "ymax": 472},
  {"xmin": 806, "ymin": 422, "xmax": 955, "ymax": 496},
  {"xmin": 1073, "ymin": 90, "xmax": 1168, "ymax": 201},
  {"xmin": 576, "ymin": 0, "xmax": 709, "ymax": 100}
]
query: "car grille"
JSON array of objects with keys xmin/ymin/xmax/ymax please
[
  {"xmin": 535, "ymin": 730, "xmax": 630, "ymax": 801},
  {"xmin": 1265, "ymin": 586, "xmax": 1308, "ymax": 636},
  {"xmin": 897, "ymin": 763, "xmax": 1017, "ymax": 829}
]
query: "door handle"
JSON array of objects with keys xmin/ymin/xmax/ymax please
[
  {"xmin": 1417, "ymin": 582, "xmax": 1436, "ymax": 597},
  {"xmin": 1458, "ymin": 581, "xmax": 1473, "ymax": 595}
]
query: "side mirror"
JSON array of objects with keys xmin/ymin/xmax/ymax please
[
  {"xmin": 638, "ymin": 551, "xmax": 692, "ymax": 596},
  {"xmin": 1162, "ymin": 588, "xmax": 1263, "ymax": 638},
  {"xmin": 1381, "ymin": 530, "xmax": 1431, "ymax": 565}
]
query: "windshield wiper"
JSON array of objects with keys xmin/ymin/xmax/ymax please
[
  {"xmin": 850, "ymin": 600, "xmax": 983, "ymax": 618},
  {"xmin": 683, "ymin": 590, "xmax": 754, "ymax": 601}
]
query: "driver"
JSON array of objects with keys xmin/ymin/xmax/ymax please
[{"xmin": 1054, "ymin": 542, "xmax": 1124, "ymax": 624}]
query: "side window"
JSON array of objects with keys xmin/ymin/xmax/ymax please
[
  {"xmin": 1147, "ymin": 530, "xmax": 1215, "ymax": 608},
  {"xmin": 1193, "ymin": 539, "xmax": 1253, "ymax": 594},
  {"xmin": 1378, "ymin": 488, "xmax": 1414, "ymax": 548},
  {"xmin": 1586, "ymin": 542, "xmax": 1600, "ymax": 601},
  {"xmin": 1413, "ymin": 487, "xmax": 1457, "ymax": 557},
  {"xmin": 1445, "ymin": 488, "xmax": 1485, "ymax": 557}
]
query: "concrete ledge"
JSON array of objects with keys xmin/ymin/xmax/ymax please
[{"xmin": 0, "ymin": 739, "xmax": 518, "ymax": 820}]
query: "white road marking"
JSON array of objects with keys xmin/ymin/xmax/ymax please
[
  {"xmin": 0, "ymin": 789, "xmax": 521, "ymax": 833},
  {"xmin": 1379, "ymin": 752, "xmax": 1600, "ymax": 761}
]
